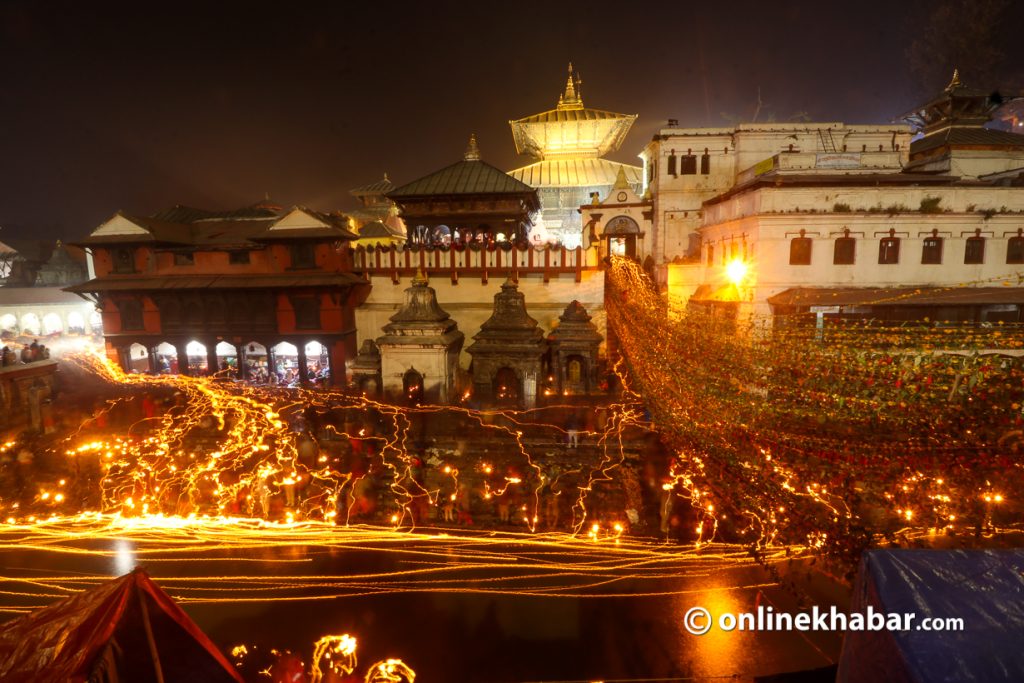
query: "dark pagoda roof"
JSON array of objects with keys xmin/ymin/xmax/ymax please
[
  {"xmin": 548, "ymin": 300, "xmax": 603, "ymax": 344},
  {"xmin": 389, "ymin": 158, "xmax": 537, "ymax": 198},
  {"xmin": 377, "ymin": 272, "xmax": 464, "ymax": 347},
  {"xmin": 911, "ymin": 126, "xmax": 1024, "ymax": 155},
  {"xmin": 389, "ymin": 135, "xmax": 538, "ymax": 206},
  {"xmin": 350, "ymin": 175, "xmax": 395, "ymax": 197},
  {"xmin": 467, "ymin": 279, "xmax": 546, "ymax": 356}
]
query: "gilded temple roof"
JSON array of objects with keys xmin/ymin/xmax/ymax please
[
  {"xmin": 509, "ymin": 64, "xmax": 637, "ymax": 160},
  {"xmin": 508, "ymin": 157, "xmax": 643, "ymax": 189}
]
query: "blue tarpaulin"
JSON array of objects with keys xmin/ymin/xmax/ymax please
[{"xmin": 837, "ymin": 549, "xmax": 1024, "ymax": 682}]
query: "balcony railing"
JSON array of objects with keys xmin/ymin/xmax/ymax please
[{"xmin": 349, "ymin": 244, "xmax": 599, "ymax": 284}]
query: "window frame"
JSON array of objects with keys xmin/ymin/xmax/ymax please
[
  {"xmin": 789, "ymin": 237, "xmax": 813, "ymax": 266},
  {"xmin": 833, "ymin": 237, "xmax": 856, "ymax": 265},
  {"xmin": 173, "ymin": 251, "xmax": 195, "ymax": 266},
  {"xmin": 921, "ymin": 236, "xmax": 943, "ymax": 264},
  {"xmin": 878, "ymin": 237, "xmax": 900, "ymax": 265},
  {"xmin": 111, "ymin": 247, "xmax": 136, "ymax": 274},
  {"xmin": 1007, "ymin": 235, "xmax": 1024, "ymax": 264},
  {"xmin": 964, "ymin": 236, "xmax": 985, "ymax": 265},
  {"xmin": 228, "ymin": 250, "xmax": 251, "ymax": 265},
  {"xmin": 679, "ymin": 155, "xmax": 697, "ymax": 175},
  {"xmin": 118, "ymin": 299, "xmax": 145, "ymax": 331},
  {"xmin": 289, "ymin": 243, "xmax": 317, "ymax": 269},
  {"xmin": 291, "ymin": 296, "xmax": 321, "ymax": 330}
]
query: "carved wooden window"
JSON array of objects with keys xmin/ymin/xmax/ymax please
[
  {"xmin": 1007, "ymin": 234, "xmax": 1024, "ymax": 264},
  {"xmin": 921, "ymin": 237, "xmax": 943, "ymax": 264},
  {"xmin": 789, "ymin": 237, "xmax": 812, "ymax": 265},
  {"xmin": 290, "ymin": 243, "xmax": 317, "ymax": 269},
  {"xmin": 112, "ymin": 248, "xmax": 136, "ymax": 274},
  {"xmin": 679, "ymin": 154, "xmax": 697, "ymax": 175},
  {"xmin": 833, "ymin": 237, "xmax": 855, "ymax": 265},
  {"xmin": 118, "ymin": 299, "xmax": 144, "ymax": 331},
  {"xmin": 964, "ymin": 236, "xmax": 985, "ymax": 264},
  {"xmin": 878, "ymin": 237, "xmax": 900, "ymax": 264},
  {"xmin": 292, "ymin": 296, "xmax": 320, "ymax": 330}
]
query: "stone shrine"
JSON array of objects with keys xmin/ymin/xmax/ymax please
[
  {"xmin": 466, "ymin": 278, "xmax": 546, "ymax": 408},
  {"xmin": 375, "ymin": 272, "xmax": 463, "ymax": 404}
]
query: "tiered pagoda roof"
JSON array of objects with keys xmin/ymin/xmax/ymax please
[{"xmin": 508, "ymin": 64, "xmax": 638, "ymax": 161}]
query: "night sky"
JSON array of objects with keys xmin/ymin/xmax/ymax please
[{"xmin": 1, "ymin": 0, "xmax": 1021, "ymax": 241}]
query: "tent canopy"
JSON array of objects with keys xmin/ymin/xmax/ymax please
[
  {"xmin": 837, "ymin": 549, "xmax": 1024, "ymax": 683},
  {"xmin": 0, "ymin": 568, "xmax": 242, "ymax": 683}
]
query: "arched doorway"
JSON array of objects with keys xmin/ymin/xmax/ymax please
[
  {"xmin": 403, "ymin": 368, "xmax": 424, "ymax": 405},
  {"xmin": 0, "ymin": 314, "xmax": 17, "ymax": 335},
  {"xmin": 603, "ymin": 215, "xmax": 641, "ymax": 259},
  {"xmin": 66, "ymin": 311, "xmax": 85, "ymax": 334},
  {"xmin": 42, "ymin": 313, "xmax": 63, "ymax": 335},
  {"xmin": 215, "ymin": 341, "xmax": 237, "ymax": 375},
  {"xmin": 20, "ymin": 313, "xmax": 40, "ymax": 336},
  {"xmin": 127, "ymin": 343, "xmax": 149, "ymax": 373},
  {"xmin": 493, "ymin": 367, "xmax": 520, "ymax": 405},
  {"xmin": 564, "ymin": 354, "xmax": 586, "ymax": 394},
  {"xmin": 185, "ymin": 340, "xmax": 208, "ymax": 374},
  {"xmin": 271, "ymin": 342, "xmax": 298, "ymax": 384},
  {"xmin": 244, "ymin": 341, "xmax": 268, "ymax": 381},
  {"xmin": 305, "ymin": 341, "xmax": 329, "ymax": 383},
  {"xmin": 153, "ymin": 342, "xmax": 178, "ymax": 374}
]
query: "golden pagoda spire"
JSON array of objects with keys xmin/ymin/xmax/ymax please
[
  {"xmin": 557, "ymin": 62, "xmax": 583, "ymax": 110},
  {"xmin": 464, "ymin": 133, "xmax": 481, "ymax": 161}
]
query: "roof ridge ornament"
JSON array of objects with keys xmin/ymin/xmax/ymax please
[
  {"xmin": 412, "ymin": 268, "xmax": 428, "ymax": 286},
  {"xmin": 946, "ymin": 68, "xmax": 962, "ymax": 92},
  {"xmin": 557, "ymin": 62, "xmax": 583, "ymax": 110},
  {"xmin": 464, "ymin": 133, "xmax": 481, "ymax": 161}
]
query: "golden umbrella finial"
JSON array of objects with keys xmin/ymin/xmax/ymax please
[{"xmin": 464, "ymin": 133, "xmax": 481, "ymax": 161}]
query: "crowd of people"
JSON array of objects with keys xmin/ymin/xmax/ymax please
[{"xmin": 1, "ymin": 340, "xmax": 51, "ymax": 367}]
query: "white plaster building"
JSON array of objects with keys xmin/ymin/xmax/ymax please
[{"xmin": 587, "ymin": 72, "xmax": 1024, "ymax": 326}]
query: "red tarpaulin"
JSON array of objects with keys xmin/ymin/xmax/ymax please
[{"xmin": 0, "ymin": 568, "xmax": 243, "ymax": 683}]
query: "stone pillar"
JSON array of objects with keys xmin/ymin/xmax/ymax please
[
  {"xmin": 297, "ymin": 344, "xmax": 309, "ymax": 385},
  {"xmin": 268, "ymin": 347, "xmax": 277, "ymax": 381},
  {"xmin": 206, "ymin": 342, "xmax": 219, "ymax": 376},
  {"xmin": 175, "ymin": 341, "xmax": 190, "ymax": 376},
  {"xmin": 147, "ymin": 346, "xmax": 159, "ymax": 374},
  {"xmin": 236, "ymin": 343, "xmax": 248, "ymax": 380}
]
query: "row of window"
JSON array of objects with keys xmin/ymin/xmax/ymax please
[
  {"xmin": 781, "ymin": 234, "xmax": 1024, "ymax": 266},
  {"xmin": 116, "ymin": 295, "xmax": 322, "ymax": 331},
  {"xmin": 112, "ymin": 245, "xmax": 319, "ymax": 272}
]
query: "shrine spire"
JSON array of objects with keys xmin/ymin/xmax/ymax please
[
  {"xmin": 557, "ymin": 62, "xmax": 583, "ymax": 110},
  {"xmin": 464, "ymin": 133, "xmax": 481, "ymax": 161}
]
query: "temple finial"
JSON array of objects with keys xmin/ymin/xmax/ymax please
[
  {"xmin": 946, "ymin": 68, "xmax": 962, "ymax": 92},
  {"xmin": 557, "ymin": 62, "xmax": 583, "ymax": 109},
  {"xmin": 464, "ymin": 133, "xmax": 481, "ymax": 161},
  {"xmin": 612, "ymin": 167, "xmax": 631, "ymax": 190},
  {"xmin": 412, "ymin": 268, "xmax": 428, "ymax": 286}
]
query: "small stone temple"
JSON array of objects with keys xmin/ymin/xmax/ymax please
[
  {"xmin": 350, "ymin": 339, "xmax": 382, "ymax": 396},
  {"xmin": 466, "ymin": 278, "xmax": 546, "ymax": 408},
  {"xmin": 375, "ymin": 272, "xmax": 464, "ymax": 404},
  {"xmin": 547, "ymin": 300, "xmax": 603, "ymax": 395}
]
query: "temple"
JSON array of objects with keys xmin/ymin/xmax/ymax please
[
  {"xmin": 508, "ymin": 64, "xmax": 642, "ymax": 248},
  {"xmin": 388, "ymin": 135, "xmax": 539, "ymax": 246}
]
